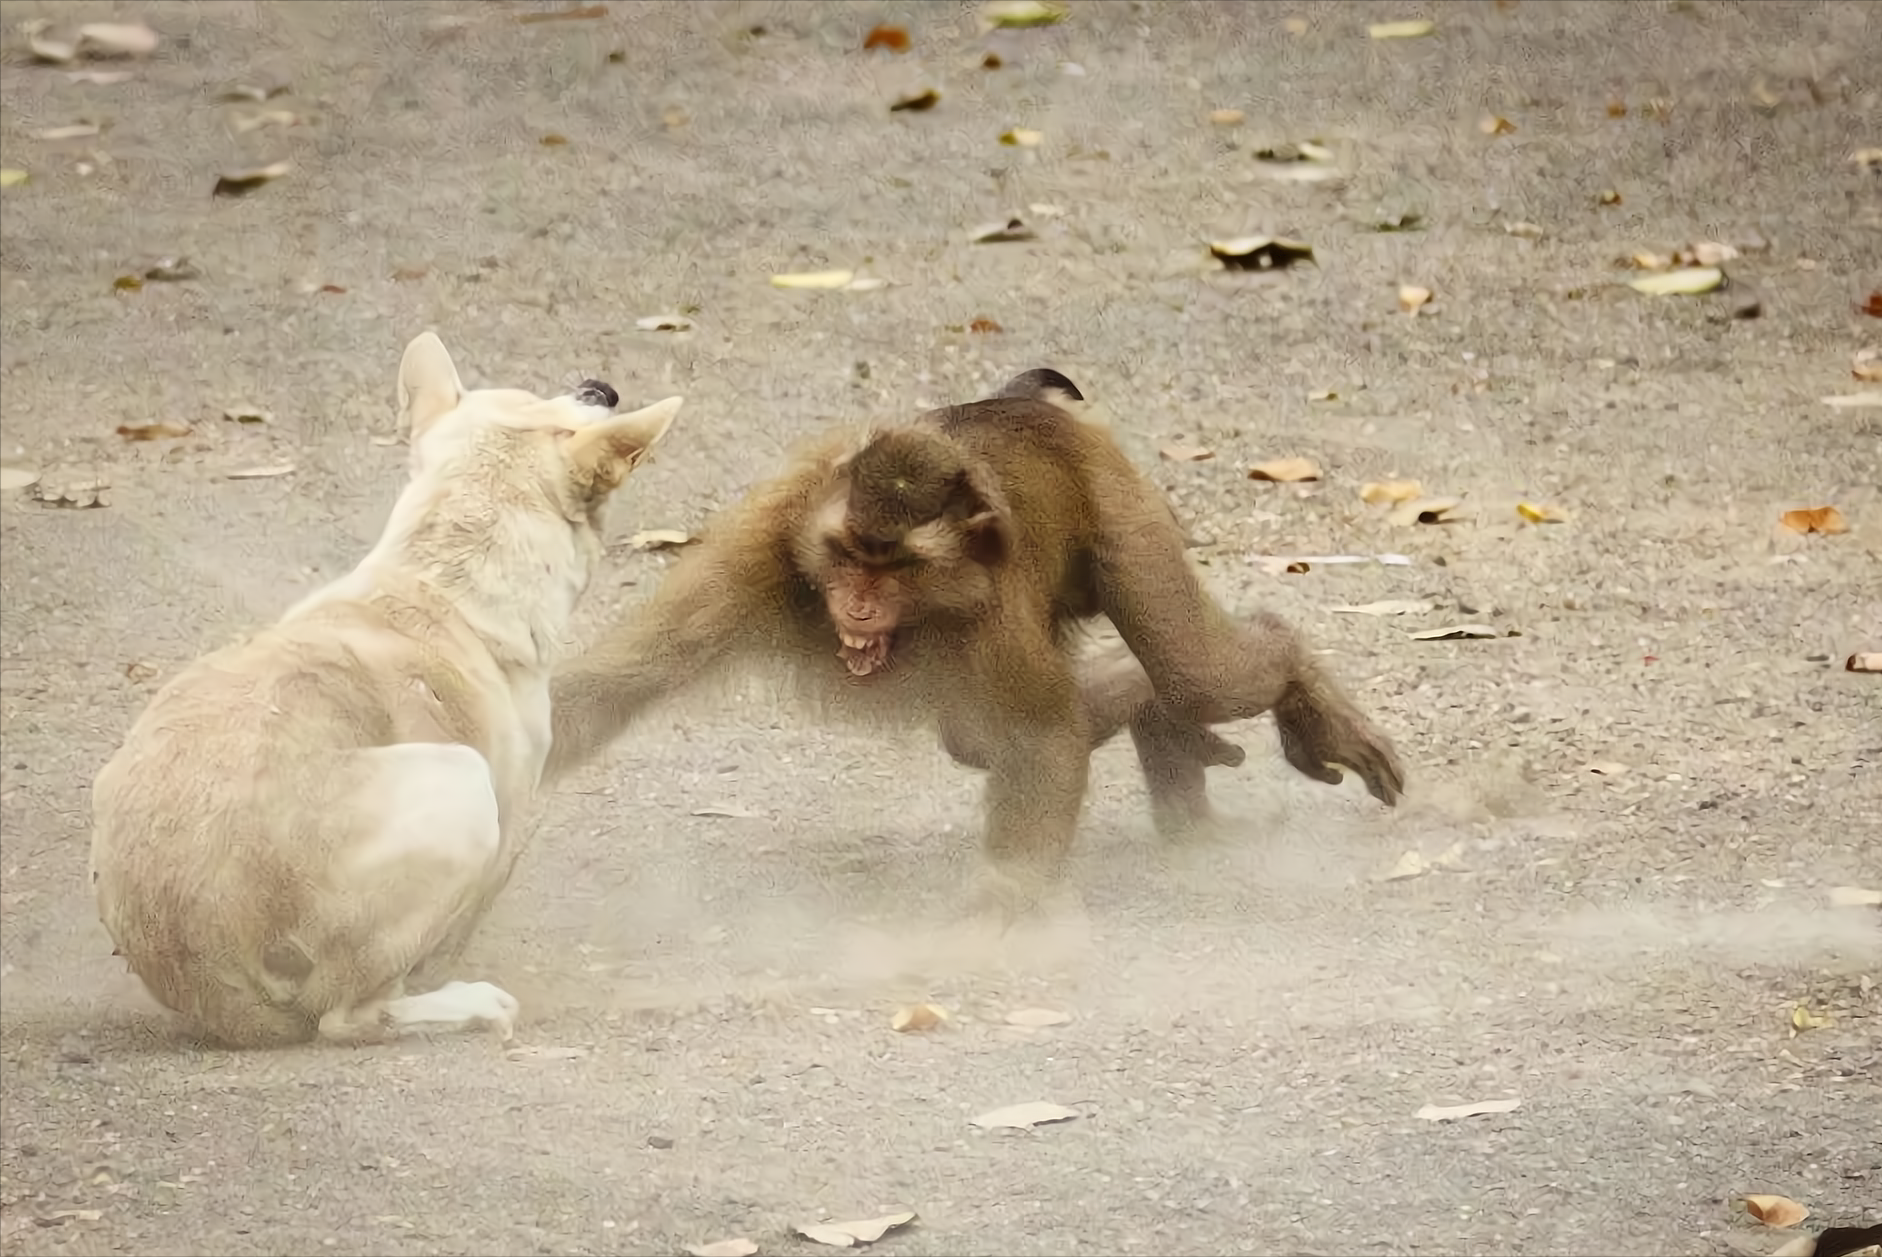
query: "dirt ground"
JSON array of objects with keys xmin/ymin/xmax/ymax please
[{"xmin": 2, "ymin": 2, "xmax": 1878, "ymax": 1254}]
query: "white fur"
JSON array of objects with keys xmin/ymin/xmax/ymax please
[{"xmin": 88, "ymin": 332, "xmax": 680, "ymax": 1048}]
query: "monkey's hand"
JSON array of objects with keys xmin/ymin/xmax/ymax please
[{"xmin": 1272, "ymin": 681, "xmax": 1406, "ymax": 806}]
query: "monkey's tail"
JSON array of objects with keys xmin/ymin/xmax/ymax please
[{"xmin": 996, "ymin": 368, "xmax": 1089, "ymax": 415}]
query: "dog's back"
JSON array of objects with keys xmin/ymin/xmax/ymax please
[{"xmin": 91, "ymin": 604, "xmax": 497, "ymax": 1045}]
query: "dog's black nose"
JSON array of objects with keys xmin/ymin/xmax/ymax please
[{"xmin": 574, "ymin": 379, "xmax": 619, "ymax": 410}]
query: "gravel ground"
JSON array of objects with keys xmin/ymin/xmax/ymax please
[{"xmin": 2, "ymin": 2, "xmax": 1878, "ymax": 1255}]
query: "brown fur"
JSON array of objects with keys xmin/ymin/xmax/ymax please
[
  {"xmin": 547, "ymin": 371, "xmax": 1404, "ymax": 915},
  {"xmin": 88, "ymin": 334, "xmax": 680, "ymax": 1047}
]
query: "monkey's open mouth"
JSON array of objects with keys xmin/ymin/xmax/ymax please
[{"xmin": 837, "ymin": 631, "xmax": 893, "ymax": 678}]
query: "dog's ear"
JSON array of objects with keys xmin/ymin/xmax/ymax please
[
  {"xmin": 397, "ymin": 332, "xmax": 466, "ymax": 440},
  {"xmin": 563, "ymin": 395, "xmax": 683, "ymax": 496}
]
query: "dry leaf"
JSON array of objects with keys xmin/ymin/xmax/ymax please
[
  {"xmin": 213, "ymin": 161, "xmax": 291, "ymax": 197},
  {"xmin": 218, "ymin": 81, "xmax": 291, "ymax": 103},
  {"xmin": 1597, "ymin": 188, "xmax": 1623, "ymax": 206},
  {"xmin": 1745, "ymin": 1196, "xmax": 1811, "ymax": 1229},
  {"xmin": 1373, "ymin": 210, "xmax": 1423, "ymax": 232},
  {"xmin": 1828, "ymin": 885, "xmax": 1882, "ymax": 906},
  {"xmin": 1388, "ymin": 496, "xmax": 1466, "ymax": 526},
  {"xmin": 1606, "ymin": 98, "xmax": 1628, "ymax": 117},
  {"xmin": 113, "ymin": 275, "xmax": 144, "ymax": 293},
  {"xmin": 792, "ymin": 1213, "xmax": 917, "ymax": 1248},
  {"xmin": 1308, "ymin": 388, "xmax": 1340, "ymax": 402},
  {"xmin": 685, "ymin": 1241, "xmax": 759, "ymax": 1257},
  {"xmin": 539, "ymin": 133, "xmax": 569, "ymax": 147},
  {"xmin": 1852, "ymin": 349, "xmax": 1882, "ymax": 382},
  {"xmin": 67, "ymin": 68, "xmax": 132, "ymax": 84},
  {"xmin": 77, "ymin": 21, "xmax": 161, "ymax": 57},
  {"xmin": 636, "ymin": 314, "xmax": 694, "ymax": 332},
  {"xmin": 1778, "ymin": 506, "xmax": 1848, "ymax": 536},
  {"xmin": 145, "ymin": 258, "xmax": 200, "ymax": 282},
  {"xmin": 862, "ymin": 24, "xmax": 910, "ymax": 52},
  {"xmin": 231, "ymin": 109, "xmax": 300, "ymax": 133},
  {"xmin": 517, "ymin": 5, "xmax": 607, "ymax": 22},
  {"xmin": 967, "ymin": 317, "xmax": 1003, "ymax": 333},
  {"xmin": 1679, "ymin": 240, "xmax": 1739, "ymax": 267},
  {"xmin": 1360, "ymin": 479, "xmax": 1423, "ymax": 505},
  {"xmin": 889, "ymin": 89, "xmax": 940, "ymax": 113},
  {"xmin": 1333, "ymin": 599, "xmax": 1435, "ymax": 617},
  {"xmin": 1845, "ymin": 655, "xmax": 1882, "ymax": 675},
  {"xmin": 1626, "ymin": 251, "xmax": 1673, "ymax": 272},
  {"xmin": 1584, "ymin": 760, "xmax": 1628, "ymax": 776},
  {"xmin": 1409, "ymin": 623, "xmax": 1501, "ymax": 641},
  {"xmin": 0, "ymin": 169, "xmax": 28, "ymax": 188},
  {"xmin": 1505, "ymin": 220, "xmax": 1545, "ymax": 239},
  {"xmin": 1283, "ymin": 16, "xmax": 1309, "ymax": 35},
  {"xmin": 999, "ymin": 127, "xmax": 1044, "ymax": 147},
  {"xmin": 971, "ymin": 1101, "xmax": 1080, "ymax": 1130},
  {"xmin": 1628, "ymin": 266, "xmax": 1723, "ymax": 296},
  {"xmin": 969, "ymin": 217, "xmax": 1036, "ymax": 244},
  {"xmin": 1004, "ymin": 1008, "xmax": 1072, "ymax": 1027},
  {"xmin": 1369, "ymin": 19, "xmax": 1436, "ymax": 39},
  {"xmin": 1862, "ymin": 291, "xmax": 1882, "ymax": 318},
  {"xmin": 1851, "ymin": 147, "xmax": 1882, "ymax": 169},
  {"xmin": 25, "ymin": 26, "xmax": 78, "ymax": 64},
  {"xmin": 1159, "ymin": 443, "xmax": 1215, "ymax": 462},
  {"xmin": 222, "ymin": 405, "xmax": 271, "ymax": 424},
  {"xmin": 1209, "ymin": 236, "xmax": 1316, "ymax": 271},
  {"xmin": 1416, "ymin": 1097, "xmax": 1520, "ymax": 1121},
  {"xmin": 504, "ymin": 1045, "xmax": 588, "ymax": 1063},
  {"xmin": 1253, "ymin": 141, "xmax": 1336, "ymax": 164},
  {"xmin": 29, "ymin": 475, "xmax": 110, "ymax": 508},
  {"xmin": 1382, "ymin": 850, "xmax": 1431, "ymax": 881},
  {"xmin": 890, "ymin": 1003, "xmax": 948, "ymax": 1033},
  {"xmin": 1791, "ymin": 1005, "xmax": 1832, "ymax": 1032},
  {"xmin": 1479, "ymin": 114, "xmax": 1516, "ymax": 135},
  {"xmin": 1516, "ymin": 501, "xmax": 1567, "ymax": 524},
  {"xmin": 1247, "ymin": 457, "xmax": 1321, "ymax": 483},
  {"xmin": 627, "ymin": 530, "xmax": 695, "ymax": 552},
  {"xmin": 1, "ymin": 466, "xmax": 42, "ymax": 493},
  {"xmin": 33, "ymin": 123, "xmax": 102, "ymax": 141},
  {"xmin": 1822, "ymin": 392, "xmax": 1882, "ymax": 409},
  {"xmin": 1209, "ymin": 108, "xmax": 1245, "ymax": 126},
  {"xmin": 226, "ymin": 463, "xmax": 296, "ymax": 480},
  {"xmin": 771, "ymin": 270, "xmax": 856, "ymax": 290},
  {"xmin": 1769, "ymin": 1237, "xmax": 1818, "ymax": 1257},
  {"xmin": 981, "ymin": 0, "xmax": 1068, "ymax": 29},
  {"xmin": 1398, "ymin": 284, "xmax": 1433, "ymax": 314},
  {"xmin": 116, "ymin": 421, "xmax": 192, "ymax": 441}
]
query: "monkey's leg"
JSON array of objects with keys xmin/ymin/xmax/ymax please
[
  {"xmin": 940, "ymin": 635, "xmax": 1093, "ymax": 922},
  {"xmin": 1087, "ymin": 463, "xmax": 1407, "ymax": 807},
  {"xmin": 1081, "ymin": 641, "xmax": 1243, "ymax": 840}
]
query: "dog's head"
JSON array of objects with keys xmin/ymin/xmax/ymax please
[{"xmin": 395, "ymin": 331, "xmax": 681, "ymax": 526}]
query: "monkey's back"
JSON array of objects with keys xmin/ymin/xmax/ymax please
[{"xmin": 925, "ymin": 398, "xmax": 1119, "ymax": 625}]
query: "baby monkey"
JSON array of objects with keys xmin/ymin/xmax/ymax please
[{"xmin": 547, "ymin": 370, "xmax": 1405, "ymax": 916}]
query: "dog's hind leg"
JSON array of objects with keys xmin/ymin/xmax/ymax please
[{"xmin": 311, "ymin": 742, "xmax": 520, "ymax": 1044}]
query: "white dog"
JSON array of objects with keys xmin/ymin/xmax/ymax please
[{"xmin": 89, "ymin": 333, "xmax": 680, "ymax": 1047}]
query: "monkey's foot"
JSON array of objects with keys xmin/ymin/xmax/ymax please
[
  {"xmin": 966, "ymin": 865, "xmax": 1065, "ymax": 933},
  {"xmin": 1273, "ymin": 682, "xmax": 1407, "ymax": 806}
]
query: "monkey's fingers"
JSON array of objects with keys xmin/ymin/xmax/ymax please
[{"xmin": 1278, "ymin": 725, "xmax": 1345, "ymax": 787}]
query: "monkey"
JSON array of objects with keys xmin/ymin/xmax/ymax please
[{"xmin": 545, "ymin": 369, "xmax": 1406, "ymax": 917}]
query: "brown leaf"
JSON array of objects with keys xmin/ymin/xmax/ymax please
[
  {"xmin": 1479, "ymin": 115, "xmax": 1516, "ymax": 135},
  {"xmin": 1848, "ymin": 653, "xmax": 1882, "ymax": 674},
  {"xmin": 890, "ymin": 88, "xmax": 940, "ymax": 113},
  {"xmin": 967, "ymin": 317, "xmax": 1004, "ymax": 333},
  {"xmin": 1606, "ymin": 98, "xmax": 1628, "ymax": 117},
  {"xmin": 1247, "ymin": 457, "xmax": 1321, "ymax": 483},
  {"xmin": 391, "ymin": 266, "xmax": 429, "ymax": 282},
  {"xmin": 1744, "ymin": 1195, "xmax": 1810, "ymax": 1230},
  {"xmin": 517, "ymin": 5, "xmax": 607, "ymax": 23},
  {"xmin": 980, "ymin": 51, "xmax": 1003, "ymax": 69},
  {"xmin": 1853, "ymin": 348, "xmax": 1882, "ymax": 382},
  {"xmin": 1209, "ymin": 236, "xmax": 1316, "ymax": 271},
  {"xmin": 1160, "ymin": 443, "xmax": 1215, "ymax": 462},
  {"xmin": 1862, "ymin": 291, "xmax": 1882, "ymax": 318},
  {"xmin": 113, "ymin": 275, "xmax": 144, "ymax": 292},
  {"xmin": 317, "ymin": 283, "xmax": 347, "ymax": 294},
  {"xmin": 1209, "ymin": 108, "xmax": 1245, "ymax": 126},
  {"xmin": 226, "ymin": 463, "xmax": 296, "ymax": 480},
  {"xmin": 539, "ymin": 133, "xmax": 569, "ymax": 147},
  {"xmin": 793, "ymin": 1213, "xmax": 918, "ymax": 1248},
  {"xmin": 1597, "ymin": 188, "xmax": 1623, "ymax": 206},
  {"xmin": 116, "ymin": 421, "xmax": 193, "ymax": 441},
  {"xmin": 1778, "ymin": 506, "xmax": 1849, "ymax": 536},
  {"xmin": 862, "ymin": 24, "xmax": 910, "ymax": 52},
  {"xmin": 1389, "ymin": 496, "xmax": 1468, "ymax": 526}
]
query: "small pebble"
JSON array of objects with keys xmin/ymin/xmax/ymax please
[{"xmin": 647, "ymin": 1134, "xmax": 674, "ymax": 1150}]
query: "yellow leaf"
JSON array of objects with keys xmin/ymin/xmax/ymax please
[
  {"xmin": 999, "ymin": 127, "xmax": 1044, "ymax": 147},
  {"xmin": 1369, "ymin": 19, "xmax": 1436, "ymax": 38},
  {"xmin": 1517, "ymin": 501, "xmax": 1566, "ymax": 524},
  {"xmin": 1479, "ymin": 114, "xmax": 1516, "ymax": 135},
  {"xmin": 1398, "ymin": 284, "xmax": 1433, "ymax": 314},
  {"xmin": 0, "ymin": 169, "xmax": 27, "ymax": 187},
  {"xmin": 1627, "ymin": 266, "xmax": 1724, "ymax": 296},
  {"xmin": 1360, "ymin": 479, "xmax": 1422, "ymax": 505},
  {"xmin": 981, "ymin": 0, "xmax": 1068, "ymax": 29},
  {"xmin": 1744, "ymin": 1194, "xmax": 1810, "ymax": 1229},
  {"xmin": 1790, "ymin": 1005, "xmax": 1831, "ymax": 1032}
]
